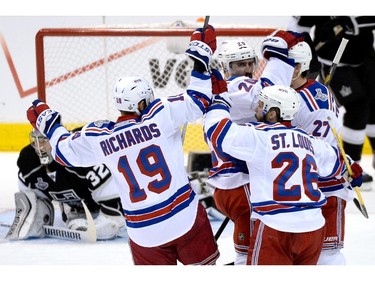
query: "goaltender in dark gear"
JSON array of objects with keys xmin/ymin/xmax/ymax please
[{"xmin": 6, "ymin": 128, "xmax": 126, "ymax": 241}]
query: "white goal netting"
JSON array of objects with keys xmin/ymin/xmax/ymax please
[{"xmin": 36, "ymin": 21, "xmax": 276, "ymax": 152}]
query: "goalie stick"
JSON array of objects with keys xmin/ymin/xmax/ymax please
[
  {"xmin": 81, "ymin": 199, "xmax": 97, "ymax": 242},
  {"xmin": 1, "ymin": 223, "xmax": 96, "ymax": 242}
]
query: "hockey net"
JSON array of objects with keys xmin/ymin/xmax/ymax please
[{"xmin": 36, "ymin": 21, "xmax": 276, "ymax": 153}]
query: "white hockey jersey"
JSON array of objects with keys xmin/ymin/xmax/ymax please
[
  {"xmin": 206, "ymin": 57, "xmax": 295, "ymax": 190},
  {"xmin": 48, "ymin": 71, "xmax": 212, "ymax": 247},
  {"xmin": 229, "ymin": 57, "xmax": 295, "ymax": 124},
  {"xmin": 204, "ymin": 104, "xmax": 347, "ymax": 233},
  {"xmin": 292, "ymin": 79, "xmax": 354, "ymax": 201}
]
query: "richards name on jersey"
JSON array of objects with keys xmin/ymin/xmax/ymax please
[{"xmin": 99, "ymin": 123, "xmax": 161, "ymax": 156}]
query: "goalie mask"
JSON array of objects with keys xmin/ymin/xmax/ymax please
[
  {"xmin": 113, "ymin": 76, "xmax": 155, "ymax": 115},
  {"xmin": 258, "ymin": 85, "xmax": 300, "ymax": 121},
  {"xmin": 288, "ymin": 41, "xmax": 312, "ymax": 75},
  {"xmin": 30, "ymin": 129, "xmax": 53, "ymax": 165},
  {"xmin": 217, "ymin": 39, "xmax": 258, "ymax": 76}
]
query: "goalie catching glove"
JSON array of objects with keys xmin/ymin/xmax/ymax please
[
  {"xmin": 67, "ymin": 211, "xmax": 126, "ymax": 240},
  {"xmin": 185, "ymin": 24, "xmax": 217, "ymax": 72},
  {"xmin": 26, "ymin": 99, "xmax": 61, "ymax": 138},
  {"xmin": 261, "ymin": 30, "xmax": 304, "ymax": 63},
  {"xmin": 65, "ymin": 198, "xmax": 126, "ymax": 240}
]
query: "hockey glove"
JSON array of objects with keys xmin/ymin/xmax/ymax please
[
  {"xmin": 27, "ymin": 99, "xmax": 61, "ymax": 137},
  {"xmin": 261, "ymin": 30, "xmax": 304, "ymax": 61},
  {"xmin": 211, "ymin": 69, "xmax": 227, "ymax": 95},
  {"xmin": 211, "ymin": 69, "xmax": 232, "ymax": 108},
  {"xmin": 347, "ymin": 162, "xmax": 363, "ymax": 188},
  {"xmin": 341, "ymin": 155, "xmax": 363, "ymax": 188},
  {"xmin": 185, "ymin": 24, "xmax": 217, "ymax": 72}
]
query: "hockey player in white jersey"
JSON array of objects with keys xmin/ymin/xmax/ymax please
[
  {"xmin": 26, "ymin": 25, "xmax": 219, "ymax": 265},
  {"xmin": 288, "ymin": 16, "xmax": 375, "ymax": 190},
  {"xmin": 205, "ymin": 31, "xmax": 303, "ymax": 265},
  {"xmin": 204, "ymin": 80, "xmax": 364, "ymax": 265},
  {"xmin": 219, "ymin": 30, "xmax": 304, "ymax": 124},
  {"xmin": 289, "ymin": 41, "xmax": 355, "ymax": 265}
]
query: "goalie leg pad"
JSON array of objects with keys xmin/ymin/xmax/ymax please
[{"xmin": 6, "ymin": 191, "xmax": 54, "ymax": 240}]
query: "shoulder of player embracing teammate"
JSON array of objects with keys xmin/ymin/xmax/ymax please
[{"xmin": 227, "ymin": 75, "xmax": 256, "ymax": 92}]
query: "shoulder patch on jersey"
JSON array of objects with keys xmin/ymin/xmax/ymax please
[
  {"xmin": 93, "ymin": 120, "xmax": 112, "ymax": 127},
  {"xmin": 314, "ymin": 88, "xmax": 328, "ymax": 102}
]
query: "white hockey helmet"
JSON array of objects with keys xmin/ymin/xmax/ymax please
[
  {"xmin": 258, "ymin": 85, "xmax": 300, "ymax": 121},
  {"xmin": 30, "ymin": 128, "xmax": 53, "ymax": 165},
  {"xmin": 217, "ymin": 39, "xmax": 258, "ymax": 73},
  {"xmin": 288, "ymin": 41, "xmax": 312, "ymax": 73},
  {"xmin": 113, "ymin": 76, "xmax": 155, "ymax": 114}
]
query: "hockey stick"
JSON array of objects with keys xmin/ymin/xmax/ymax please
[
  {"xmin": 181, "ymin": 15, "xmax": 210, "ymax": 144},
  {"xmin": 322, "ymin": 38, "xmax": 368, "ymax": 218},
  {"xmin": 44, "ymin": 200, "xmax": 96, "ymax": 242},
  {"xmin": 327, "ymin": 116, "xmax": 369, "ymax": 219},
  {"xmin": 183, "ymin": 16, "xmax": 232, "ymax": 242},
  {"xmin": 214, "ymin": 216, "xmax": 230, "ymax": 240},
  {"xmin": 81, "ymin": 200, "xmax": 97, "ymax": 241},
  {"xmin": 1, "ymin": 223, "xmax": 96, "ymax": 242},
  {"xmin": 323, "ymin": 37, "xmax": 348, "ymax": 86}
]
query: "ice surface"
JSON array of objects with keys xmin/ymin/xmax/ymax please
[{"xmin": 1, "ymin": 152, "xmax": 374, "ymax": 277}]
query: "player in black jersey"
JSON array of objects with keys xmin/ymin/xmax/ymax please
[
  {"xmin": 288, "ymin": 16, "xmax": 375, "ymax": 191},
  {"xmin": 6, "ymin": 128, "xmax": 125, "ymax": 240}
]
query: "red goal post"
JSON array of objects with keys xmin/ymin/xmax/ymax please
[{"xmin": 35, "ymin": 25, "xmax": 275, "ymax": 153}]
